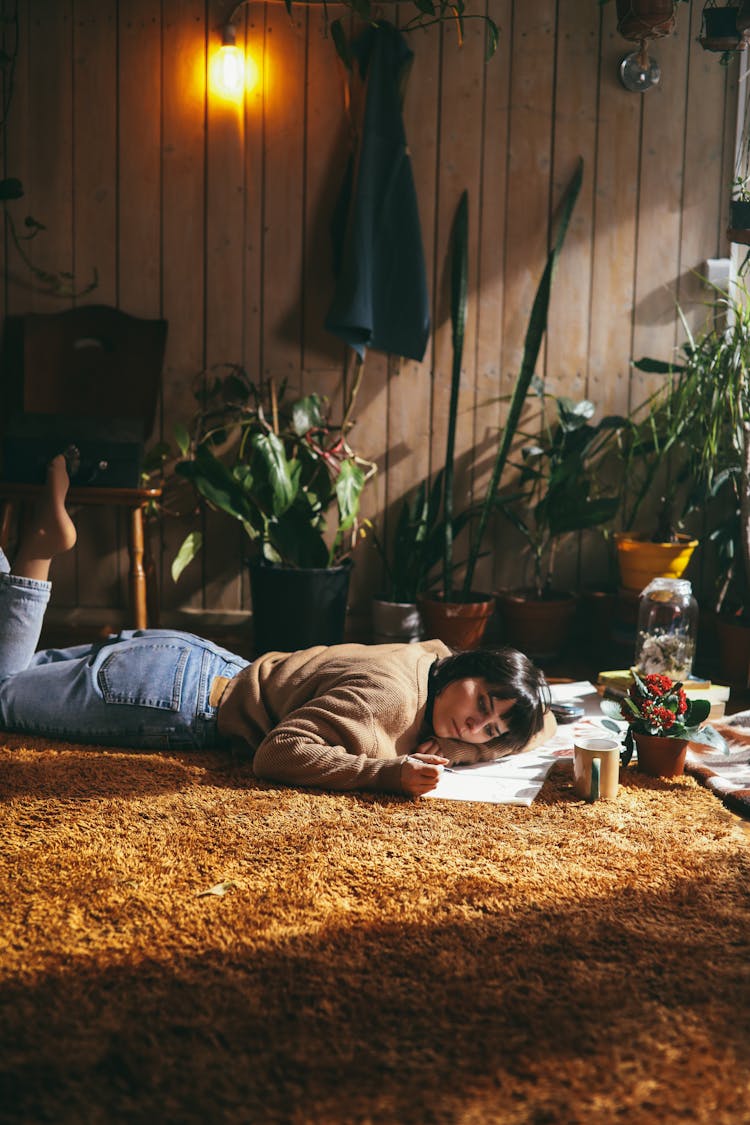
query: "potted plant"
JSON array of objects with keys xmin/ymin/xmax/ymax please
[
  {"xmin": 700, "ymin": 2, "xmax": 750, "ymax": 53},
  {"xmin": 369, "ymin": 473, "xmax": 466, "ymax": 644},
  {"xmin": 417, "ymin": 160, "xmax": 585, "ymax": 650},
  {"xmin": 600, "ymin": 670, "xmax": 726, "ymax": 777},
  {"xmin": 598, "ymin": 0, "xmax": 688, "ymax": 41},
  {"xmin": 171, "ymin": 364, "xmax": 374, "ymax": 654},
  {"xmin": 492, "ymin": 387, "xmax": 620, "ymax": 661},
  {"xmin": 589, "ymin": 351, "xmax": 703, "ymax": 594}
]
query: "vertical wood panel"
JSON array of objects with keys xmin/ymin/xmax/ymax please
[
  {"xmin": 494, "ymin": 0, "xmax": 556, "ymax": 593},
  {"xmin": 118, "ymin": 0, "xmax": 162, "ymax": 315},
  {"xmin": 678, "ymin": 0, "xmax": 730, "ymax": 334},
  {"xmin": 630, "ymin": 19, "xmax": 691, "ymax": 405},
  {"xmin": 471, "ymin": 0, "xmax": 511, "ymax": 598},
  {"xmin": 203, "ymin": 0, "xmax": 247, "ymax": 612},
  {"xmin": 262, "ymin": 0, "xmax": 305, "ymax": 381},
  {"xmin": 380, "ymin": 10, "xmax": 442, "ymax": 597},
  {"xmin": 160, "ymin": 0, "xmax": 206, "ymax": 615},
  {"xmin": 72, "ymin": 0, "xmax": 119, "ymax": 613},
  {"xmin": 27, "ymin": 0, "xmax": 76, "ymax": 605},
  {"xmin": 547, "ymin": 0, "xmax": 600, "ymax": 591}
]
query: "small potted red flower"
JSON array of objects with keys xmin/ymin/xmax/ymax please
[{"xmin": 601, "ymin": 671, "xmax": 726, "ymax": 777}]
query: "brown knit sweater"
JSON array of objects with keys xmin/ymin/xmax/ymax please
[
  {"xmin": 217, "ymin": 640, "xmax": 455, "ymax": 793},
  {"xmin": 217, "ymin": 641, "xmax": 556, "ymax": 795}
]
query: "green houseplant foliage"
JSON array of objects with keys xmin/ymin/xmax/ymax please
[
  {"xmin": 171, "ymin": 365, "xmax": 371, "ymax": 581},
  {"xmin": 625, "ymin": 286, "xmax": 750, "ymax": 618},
  {"xmin": 497, "ymin": 385, "xmax": 620, "ymax": 599}
]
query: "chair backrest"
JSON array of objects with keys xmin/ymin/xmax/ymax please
[{"xmin": 15, "ymin": 305, "xmax": 167, "ymax": 437}]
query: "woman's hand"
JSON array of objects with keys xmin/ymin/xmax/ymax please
[{"xmin": 400, "ymin": 745, "xmax": 450, "ymax": 798}]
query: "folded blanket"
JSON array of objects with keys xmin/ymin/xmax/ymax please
[{"xmin": 686, "ymin": 710, "xmax": 750, "ymax": 818}]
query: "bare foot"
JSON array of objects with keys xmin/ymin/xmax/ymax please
[{"xmin": 13, "ymin": 454, "xmax": 77, "ymax": 580}]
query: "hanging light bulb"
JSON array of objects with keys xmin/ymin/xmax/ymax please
[{"xmin": 214, "ymin": 23, "xmax": 245, "ymax": 98}]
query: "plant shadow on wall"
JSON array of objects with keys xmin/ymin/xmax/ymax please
[
  {"xmin": 0, "ymin": 4, "xmax": 96, "ymax": 298},
  {"xmin": 169, "ymin": 365, "xmax": 376, "ymax": 653}
]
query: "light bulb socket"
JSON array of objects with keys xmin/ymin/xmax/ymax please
[{"xmin": 221, "ymin": 22, "xmax": 237, "ymax": 47}]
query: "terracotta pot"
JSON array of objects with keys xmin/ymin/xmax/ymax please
[
  {"xmin": 616, "ymin": 0, "xmax": 677, "ymax": 41},
  {"xmin": 715, "ymin": 615, "xmax": 750, "ymax": 689},
  {"xmin": 614, "ymin": 533, "xmax": 698, "ymax": 594},
  {"xmin": 417, "ymin": 592, "xmax": 495, "ymax": 651},
  {"xmin": 634, "ymin": 732, "xmax": 689, "ymax": 778},
  {"xmin": 372, "ymin": 599, "xmax": 424, "ymax": 645},
  {"xmin": 496, "ymin": 589, "xmax": 577, "ymax": 661}
]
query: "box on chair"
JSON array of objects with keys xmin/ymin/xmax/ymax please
[{"xmin": 1, "ymin": 412, "xmax": 146, "ymax": 488}]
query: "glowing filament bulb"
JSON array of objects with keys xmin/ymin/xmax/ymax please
[{"xmin": 217, "ymin": 43, "xmax": 244, "ymax": 97}]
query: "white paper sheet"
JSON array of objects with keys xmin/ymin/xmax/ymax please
[{"xmin": 425, "ymin": 729, "xmax": 575, "ymax": 806}]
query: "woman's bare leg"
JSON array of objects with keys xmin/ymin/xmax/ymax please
[{"xmin": 13, "ymin": 455, "xmax": 77, "ymax": 581}]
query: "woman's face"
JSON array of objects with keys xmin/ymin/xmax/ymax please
[{"xmin": 431, "ymin": 676, "xmax": 516, "ymax": 745}]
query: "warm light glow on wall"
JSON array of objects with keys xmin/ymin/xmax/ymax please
[{"xmin": 210, "ymin": 26, "xmax": 260, "ymax": 101}]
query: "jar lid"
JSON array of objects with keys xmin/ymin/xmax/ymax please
[{"xmin": 639, "ymin": 577, "xmax": 692, "ymax": 599}]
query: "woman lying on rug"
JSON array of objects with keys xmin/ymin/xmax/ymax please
[{"xmin": 0, "ymin": 455, "xmax": 555, "ymax": 798}]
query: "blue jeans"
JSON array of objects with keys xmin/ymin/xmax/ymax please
[{"xmin": 0, "ymin": 550, "xmax": 249, "ymax": 749}]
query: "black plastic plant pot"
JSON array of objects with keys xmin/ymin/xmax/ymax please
[
  {"xmin": 248, "ymin": 559, "xmax": 352, "ymax": 655},
  {"xmin": 730, "ymin": 198, "xmax": 750, "ymax": 229},
  {"xmin": 701, "ymin": 7, "xmax": 741, "ymax": 49}
]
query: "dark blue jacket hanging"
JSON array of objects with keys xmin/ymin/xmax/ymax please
[{"xmin": 325, "ymin": 23, "xmax": 430, "ymax": 362}]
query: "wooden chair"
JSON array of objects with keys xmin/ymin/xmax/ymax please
[{"xmin": 0, "ymin": 305, "xmax": 168, "ymax": 629}]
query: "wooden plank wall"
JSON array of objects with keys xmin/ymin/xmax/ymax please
[{"xmin": 0, "ymin": 0, "xmax": 737, "ymax": 636}]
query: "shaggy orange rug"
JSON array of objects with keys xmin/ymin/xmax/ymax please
[{"xmin": 1, "ymin": 732, "xmax": 750, "ymax": 1125}]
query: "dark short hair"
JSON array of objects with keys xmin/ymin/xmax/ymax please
[{"xmin": 432, "ymin": 646, "xmax": 551, "ymax": 753}]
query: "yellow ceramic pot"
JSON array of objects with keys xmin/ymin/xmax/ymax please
[{"xmin": 614, "ymin": 533, "xmax": 698, "ymax": 593}]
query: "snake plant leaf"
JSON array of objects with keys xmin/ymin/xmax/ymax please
[
  {"xmin": 171, "ymin": 531, "xmax": 203, "ymax": 583},
  {"xmin": 462, "ymin": 157, "xmax": 583, "ymax": 596},
  {"xmin": 443, "ymin": 189, "xmax": 469, "ymax": 595}
]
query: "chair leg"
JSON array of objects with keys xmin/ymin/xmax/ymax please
[{"xmin": 128, "ymin": 505, "xmax": 148, "ymax": 630}]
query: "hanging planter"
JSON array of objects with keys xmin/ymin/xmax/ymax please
[
  {"xmin": 700, "ymin": 3, "xmax": 750, "ymax": 52},
  {"xmin": 615, "ymin": 0, "xmax": 680, "ymax": 41}
]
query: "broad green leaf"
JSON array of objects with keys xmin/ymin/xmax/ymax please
[
  {"xmin": 171, "ymin": 531, "xmax": 202, "ymax": 583},
  {"xmin": 252, "ymin": 431, "xmax": 297, "ymax": 515},
  {"xmin": 336, "ymin": 459, "xmax": 366, "ymax": 530},
  {"xmin": 291, "ymin": 394, "xmax": 326, "ymax": 437},
  {"xmin": 174, "ymin": 422, "xmax": 191, "ymax": 457},
  {"xmin": 685, "ymin": 697, "xmax": 711, "ymax": 725}
]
